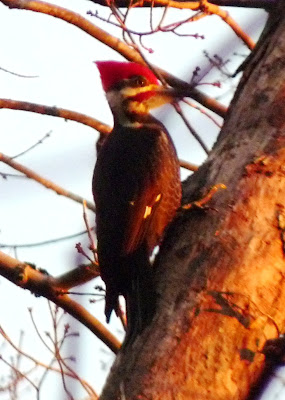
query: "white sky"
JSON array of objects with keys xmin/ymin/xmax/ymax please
[{"xmin": 0, "ymin": 2, "xmax": 277, "ymax": 399}]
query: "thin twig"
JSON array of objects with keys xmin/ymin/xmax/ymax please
[
  {"xmin": 0, "ymin": 229, "xmax": 91, "ymax": 249},
  {"xmin": 0, "ymin": 65, "xmax": 39, "ymax": 78},
  {"xmin": 11, "ymin": 131, "xmax": 52, "ymax": 159},
  {"xmin": 0, "ymin": 356, "xmax": 40, "ymax": 399},
  {"xmin": 183, "ymin": 99, "xmax": 223, "ymax": 128},
  {"xmin": 61, "ymin": 291, "xmax": 104, "ymax": 297},
  {"xmin": 88, "ymin": 9, "xmax": 204, "ymax": 39},
  {"xmin": 173, "ymin": 102, "xmax": 210, "ymax": 155},
  {"xmin": 0, "ymin": 171, "xmax": 27, "ymax": 179},
  {"xmin": 182, "ymin": 183, "xmax": 226, "ymax": 209},
  {"xmin": 76, "ymin": 243, "xmax": 98, "ymax": 266},
  {"xmin": 28, "ymin": 308, "xmax": 54, "ymax": 354},
  {"xmin": 0, "ymin": 152, "xmax": 95, "ymax": 211},
  {"xmin": 83, "ymin": 200, "xmax": 98, "ymax": 262},
  {"xmin": 0, "ymin": 325, "xmax": 98, "ymax": 398},
  {"xmin": 47, "ymin": 303, "xmax": 74, "ymax": 400},
  {"xmin": 47, "ymin": 305, "xmax": 97, "ymax": 399}
]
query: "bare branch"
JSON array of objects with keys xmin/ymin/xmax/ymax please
[
  {"xmin": 179, "ymin": 159, "xmax": 199, "ymax": 171},
  {"xmin": 0, "ymin": 355, "xmax": 40, "ymax": 397},
  {"xmin": 88, "ymin": 0, "xmax": 272, "ymax": 8},
  {"xmin": 53, "ymin": 263, "xmax": 100, "ymax": 289},
  {"xmin": 0, "ymin": 152, "xmax": 95, "ymax": 212},
  {"xmin": 0, "ymin": 326, "xmax": 98, "ymax": 398},
  {"xmin": 200, "ymin": 1, "xmax": 255, "ymax": 50},
  {"xmin": 0, "ymin": 1, "xmax": 227, "ymax": 117},
  {"xmin": 0, "ymin": 0, "xmax": 143, "ymax": 64},
  {"xmin": 0, "ymin": 251, "xmax": 121, "ymax": 353},
  {"xmin": 107, "ymin": 0, "xmax": 256, "ymax": 50},
  {"xmin": 0, "ymin": 234, "xmax": 100, "ymax": 286},
  {"xmin": 0, "ymin": 99, "xmax": 111, "ymax": 135}
]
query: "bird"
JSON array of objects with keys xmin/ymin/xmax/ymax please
[{"xmin": 92, "ymin": 61, "xmax": 182, "ymax": 341}]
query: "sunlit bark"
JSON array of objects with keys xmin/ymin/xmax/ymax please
[{"xmin": 100, "ymin": 5, "xmax": 285, "ymax": 399}]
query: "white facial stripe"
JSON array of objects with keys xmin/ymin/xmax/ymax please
[
  {"xmin": 106, "ymin": 85, "xmax": 172, "ymax": 128},
  {"xmin": 106, "ymin": 91, "xmax": 143, "ymax": 128}
]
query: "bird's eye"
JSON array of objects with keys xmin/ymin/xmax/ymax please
[{"xmin": 131, "ymin": 75, "xmax": 147, "ymax": 87}]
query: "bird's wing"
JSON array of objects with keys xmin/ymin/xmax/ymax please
[{"xmin": 122, "ymin": 184, "xmax": 162, "ymax": 256}]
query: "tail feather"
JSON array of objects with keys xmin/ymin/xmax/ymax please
[
  {"xmin": 103, "ymin": 244, "xmax": 156, "ymax": 343},
  {"xmin": 124, "ymin": 246, "xmax": 156, "ymax": 343},
  {"xmin": 105, "ymin": 289, "xmax": 120, "ymax": 323}
]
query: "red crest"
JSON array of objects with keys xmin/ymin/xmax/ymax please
[{"xmin": 95, "ymin": 61, "xmax": 159, "ymax": 92}]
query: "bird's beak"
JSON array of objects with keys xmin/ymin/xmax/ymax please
[
  {"xmin": 149, "ymin": 86, "xmax": 184, "ymax": 109},
  {"xmin": 127, "ymin": 85, "xmax": 184, "ymax": 111}
]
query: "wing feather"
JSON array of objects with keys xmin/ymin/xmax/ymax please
[{"xmin": 122, "ymin": 187, "xmax": 162, "ymax": 255}]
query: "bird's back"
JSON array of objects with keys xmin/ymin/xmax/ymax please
[{"xmin": 93, "ymin": 118, "xmax": 181, "ymax": 336}]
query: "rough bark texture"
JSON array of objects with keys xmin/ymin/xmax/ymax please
[{"xmin": 100, "ymin": 5, "xmax": 285, "ymax": 400}]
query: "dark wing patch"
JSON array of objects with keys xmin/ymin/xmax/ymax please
[{"xmin": 122, "ymin": 188, "xmax": 162, "ymax": 256}]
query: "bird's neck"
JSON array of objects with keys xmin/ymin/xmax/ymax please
[
  {"xmin": 112, "ymin": 109, "xmax": 158, "ymax": 130},
  {"xmin": 107, "ymin": 90, "xmax": 157, "ymax": 129}
]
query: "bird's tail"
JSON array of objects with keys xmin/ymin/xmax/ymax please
[{"xmin": 124, "ymin": 245, "xmax": 156, "ymax": 343}]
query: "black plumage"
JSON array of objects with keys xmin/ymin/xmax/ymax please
[{"xmin": 92, "ymin": 61, "xmax": 181, "ymax": 340}]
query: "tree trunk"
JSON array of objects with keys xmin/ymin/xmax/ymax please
[{"xmin": 100, "ymin": 4, "xmax": 285, "ymax": 400}]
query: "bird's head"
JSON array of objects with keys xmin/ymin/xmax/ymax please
[{"xmin": 95, "ymin": 61, "xmax": 177, "ymax": 126}]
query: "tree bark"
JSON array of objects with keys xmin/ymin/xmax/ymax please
[{"xmin": 100, "ymin": 5, "xmax": 285, "ymax": 400}]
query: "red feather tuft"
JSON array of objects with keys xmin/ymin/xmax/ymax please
[{"xmin": 95, "ymin": 61, "xmax": 159, "ymax": 92}]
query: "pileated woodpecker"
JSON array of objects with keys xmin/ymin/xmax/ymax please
[{"xmin": 93, "ymin": 61, "xmax": 182, "ymax": 339}]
